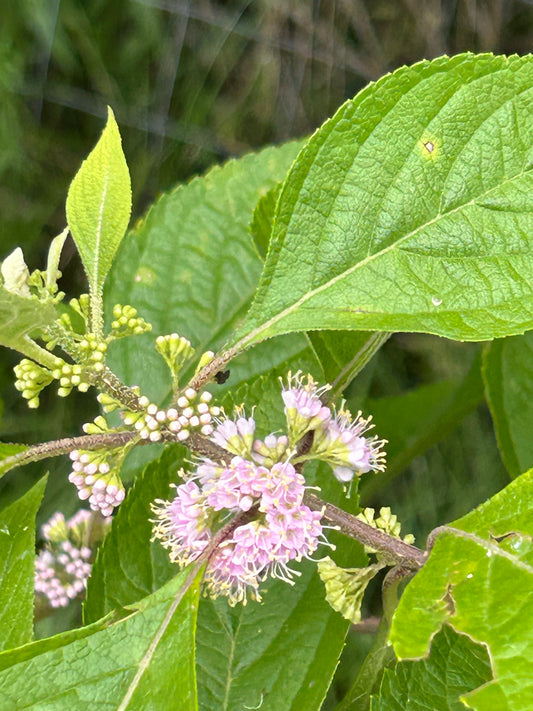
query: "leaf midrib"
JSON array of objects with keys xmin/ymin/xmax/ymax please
[{"xmin": 237, "ymin": 162, "xmax": 533, "ymax": 349}]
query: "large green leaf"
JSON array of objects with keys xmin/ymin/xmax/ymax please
[
  {"xmin": 0, "ymin": 568, "xmax": 201, "ymax": 710},
  {"xmin": 197, "ymin": 565, "xmax": 349, "ymax": 711},
  {"xmin": 106, "ymin": 140, "xmax": 303, "ymax": 403},
  {"xmin": 483, "ymin": 332, "xmax": 533, "ymax": 477},
  {"xmin": 84, "ymin": 445, "xmax": 186, "ymax": 623},
  {"xmin": 66, "ymin": 107, "xmax": 131, "ymax": 298},
  {"xmin": 250, "ymin": 172, "xmax": 386, "ymax": 398},
  {"xmin": 231, "ymin": 53, "xmax": 533, "ymax": 350},
  {"xmin": 0, "ymin": 476, "xmax": 46, "ymax": 651},
  {"xmin": 389, "ymin": 469, "xmax": 533, "ymax": 710},
  {"xmin": 371, "ymin": 626, "xmax": 491, "ymax": 711}
]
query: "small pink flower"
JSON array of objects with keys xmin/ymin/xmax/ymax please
[{"xmin": 281, "ymin": 372, "xmax": 332, "ymax": 444}]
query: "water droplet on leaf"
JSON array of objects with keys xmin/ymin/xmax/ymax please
[{"xmin": 431, "ymin": 296, "xmax": 443, "ymax": 307}]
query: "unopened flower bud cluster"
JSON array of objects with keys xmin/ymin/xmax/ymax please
[
  {"xmin": 13, "ymin": 358, "xmax": 57, "ymax": 408},
  {"xmin": 69, "ymin": 450, "xmax": 125, "ymax": 517},
  {"xmin": 35, "ymin": 510, "xmax": 110, "ymax": 608},
  {"xmin": 356, "ymin": 506, "xmax": 415, "ymax": 556},
  {"xmin": 111, "ymin": 304, "xmax": 152, "ymax": 338},
  {"xmin": 123, "ymin": 389, "xmax": 220, "ymax": 443}
]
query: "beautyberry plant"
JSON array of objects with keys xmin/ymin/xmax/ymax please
[{"xmin": 1, "ymin": 53, "xmax": 533, "ymax": 710}]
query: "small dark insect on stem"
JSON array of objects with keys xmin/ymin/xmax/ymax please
[{"xmin": 214, "ymin": 369, "xmax": 230, "ymax": 384}]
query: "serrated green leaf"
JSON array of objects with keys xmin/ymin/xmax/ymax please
[
  {"xmin": 105, "ymin": 140, "xmax": 303, "ymax": 403},
  {"xmin": 0, "ymin": 568, "xmax": 201, "ymax": 710},
  {"xmin": 0, "ymin": 476, "xmax": 47, "ymax": 650},
  {"xmin": 231, "ymin": 53, "xmax": 533, "ymax": 350},
  {"xmin": 371, "ymin": 626, "xmax": 491, "ymax": 711},
  {"xmin": 390, "ymin": 469, "xmax": 533, "ymax": 710},
  {"xmin": 0, "ymin": 287, "xmax": 56, "ymax": 354},
  {"xmin": 84, "ymin": 445, "xmax": 186, "ymax": 623},
  {"xmin": 483, "ymin": 332, "xmax": 533, "ymax": 477},
  {"xmin": 250, "ymin": 182, "xmax": 282, "ymax": 259},
  {"xmin": 66, "ymin": 107, "xmax": 131, "ymax": 298}
]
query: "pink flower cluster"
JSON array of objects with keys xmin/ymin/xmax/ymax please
[
  {"xmin": 152, "ymin": 456, "xmax": 324, "ymax": 605},
  {"xmin": 34, "ymin": 510, "xmax": 110, "ymax": 608}
]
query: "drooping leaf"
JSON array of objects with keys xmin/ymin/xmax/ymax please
[
  {"xmin": 231, "ymin": 53, "xmax": 533, "ymax": 351},
  {"xmin": 483, "ymin": 332, "xmax": 533, "ymax": 478},
  {"xmin": 371, "ymin": 626, "xmax": 491, "ymax": 711},
  {"xmin": 0, "ymin": 568, "xmax": 201, "ymax": 710},
  {"xmin": 105, "ymin": 140, "xmax": 303, "ymax": 403},
  {"xmin": 0, "ymin": 476, "xmax": 47, "ymax": 650},
  {"xmin": 0, "ymin": 443, "xmax": 28, "ymax": 479},
  {"xmin": 390, "ymin": 468, "xmax": 533, "ymax": 710},
  {"xmin": 0, "ymin": 287, "xmax": 56, "ymax": 354},
  {"xmin": 84, "ymin": 445, "xmax": 186, "ymax": 623},
  {"xmin": 66, "ymin": 107, "xmax": 132, "ymax": 298}
]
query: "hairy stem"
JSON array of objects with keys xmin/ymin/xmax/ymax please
[
  {"xmin": 96, "ymin": 366, "xmax": 144, "ymax": 410},
  {"xmin": 3, "ymin": 426, "xmax": 426, "ymax": 570},
  {"xmin": 304, "ymin": 491, "xmax": 426, "ymax": 570},
  {"xmin": 17, "ymin": 336, "xmax": 60, "ymax": 371},
  {"xmin": 1, "ymin": 431, "xmax": 137, "ymax": 474},
  {"xmin": 188, "ymin": 345, "xmax": 241, "ymax": 391}
]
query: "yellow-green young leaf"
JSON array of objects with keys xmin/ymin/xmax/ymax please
[
  {"xmin": 66, "ymin": 107, "xmax": 131, "ymax": 297},
  {"xmin": 317, "ymin": 556, "xmax": 384, "ymax": 624},
  {"xmin": 46, "ymin": 227, "xmax": 69, "ymax": 290},
  {"xmin": 231, "ymin": 53, "xmax": 533, "ymax": 350}
]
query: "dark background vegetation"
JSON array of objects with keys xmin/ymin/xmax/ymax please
[{"xmin": 1, "ymin": 0, "xmax": 530, "ymax": 698}]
